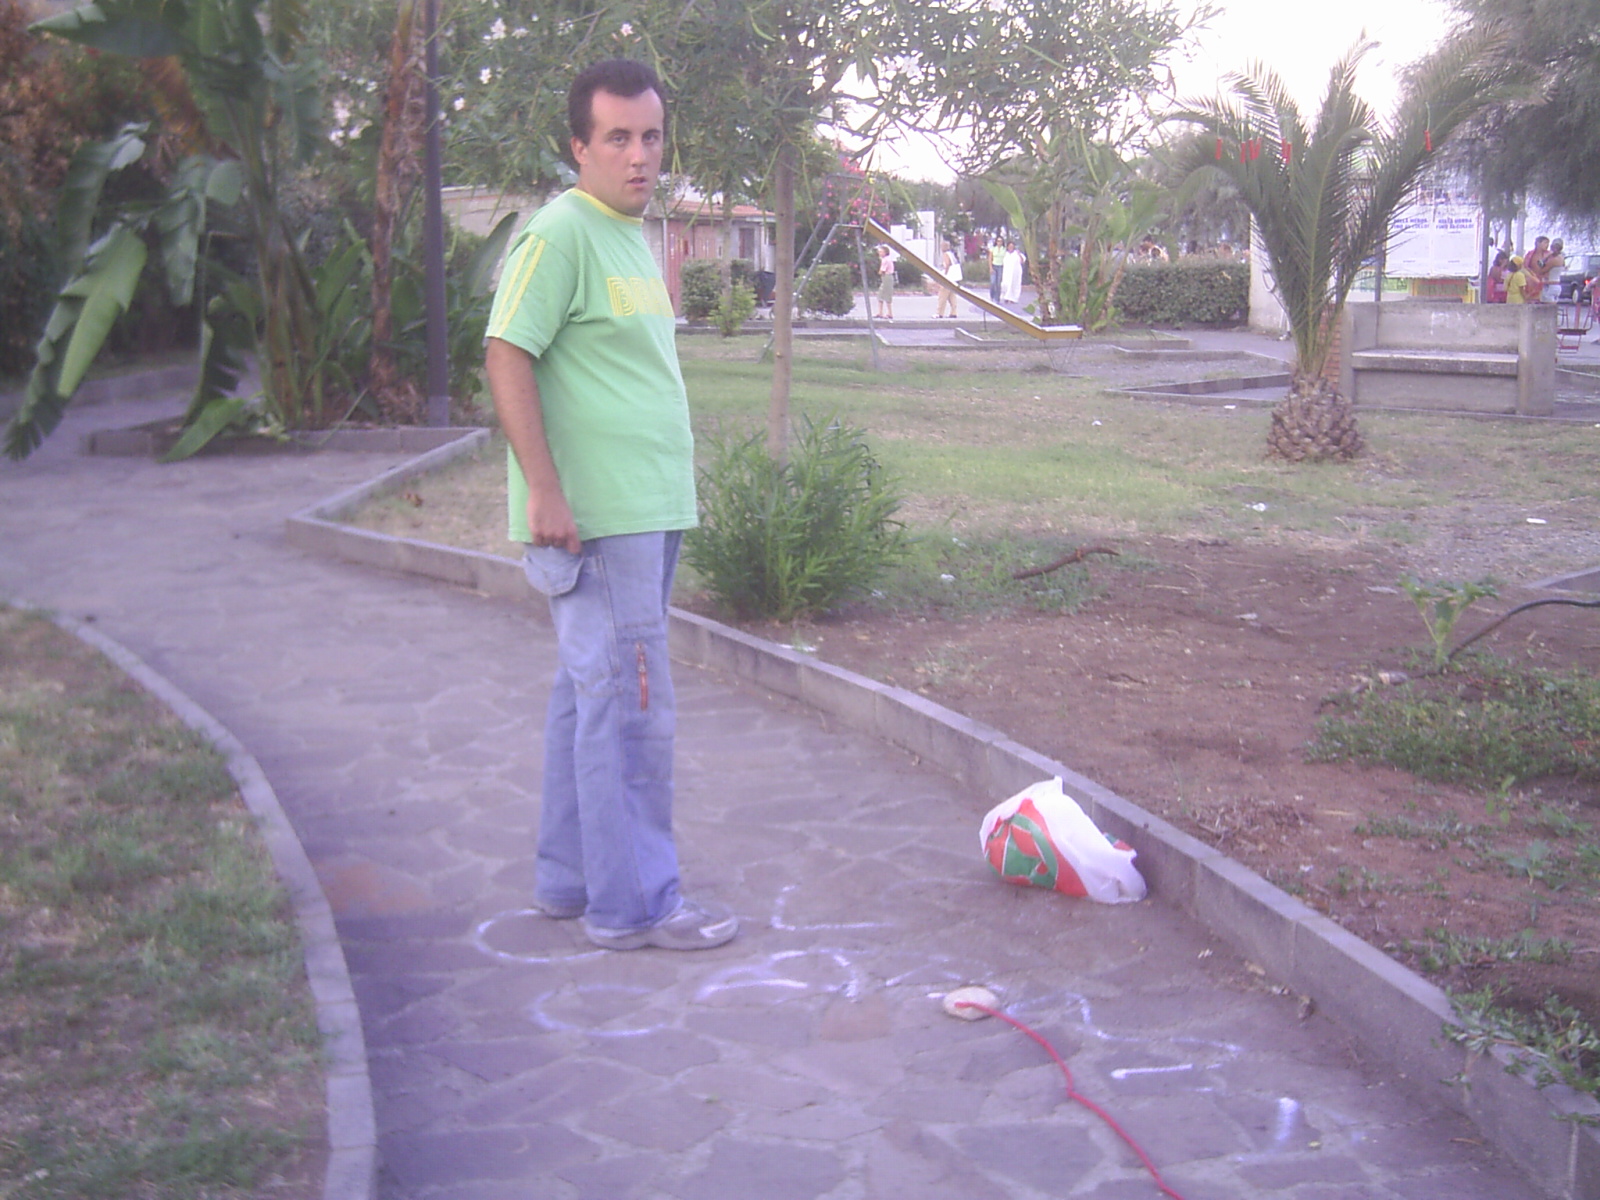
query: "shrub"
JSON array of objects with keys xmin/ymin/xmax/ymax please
[
  {"xmin": 894, "ymin": 258, "xmax": 924, "ymax": 288},
  {"xmin": 713, "ymin": 281, "xmax": 755, "ymax": 337},
  {"xmin": 800, "ymin": 263, "xmax": 855, "ymax": 316},
  {"xmin": 1114, "ymin": 259, "xmax": 1249, "ymax": 326},
  {"xmin": 0, "ymin": 207, "xmax": 59, "ymax": 379},
  {"xmin": 685, "ymin": 418, "xmax": 908, "ymax": 621},
  {"xmin": 962, "ymin": 257, "xmax": 991, "ymax": 285},
  {"xmin": 680, "ymin": 259, "xmax": 721, "ymax": 320}
]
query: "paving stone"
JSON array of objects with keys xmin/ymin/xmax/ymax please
[
  {"xmin": 683, "ymin": 1007, "xmax": 814, "ymax": 1049},
  {"xmin": 461, "ymin": 1058, "xmax": 640, "ymax": 1125},
  {"xmin": 424, "ymin": 1040, "xmax": 562, "ymax": 1083},
  {"xmin": 1106, "ymin": 1093, "xmax": 1254, "ymax": 1166},
  {"xmin": 665, "ymin": 1138, "xmax": 846, "ymax": 1200},
  {"xmin": 954, "ymin": 1121, "xmax": 1104, "ymax": 1196},
  {"xmin": 677, "ymin": 1064, "xmax": 830, "ymax": 1112},
  {"xmin": 553, "ymin": 1154, "xmax": 661, "ymax": 1200},
  {"xmin": 588, "ymin": 1028, "xmax": 722, "ymax": 1076},
  {"xmin": 379, "ymin": 1125, "xmax": 596, "ymax": 1188},
  {"xmin": 865, "ymin": 1124, "xmax": 1012, "ymax": 1200},
  {"xmin": 1236, "ymin": 1153, "xmax": 1370, "ymax": 1188},
  {"xmin": 580, "ymin": 1085, "xmax": 733, "ymax": 1151},
  {"xmin": 1216, "ymin": 1093, "xmax": 1325, "ymax": 1154}
]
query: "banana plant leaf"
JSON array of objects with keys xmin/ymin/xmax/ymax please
[
  {"xmin": 55, "ymin": 124, "xmax": 147, "ymax": 276},
  {"xmin": 56, "ymin": 225, "xmax": 149, "ymax": 398},
  {"xmin": 159, "ymin": 394, "xmax": 249, "ymax": 462},
  {"xmin": 465, "ymin": 212, "xmax": 520, "ymax": 297}
]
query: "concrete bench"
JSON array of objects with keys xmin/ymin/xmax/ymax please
[{"xmin": 1340, "ymin": 301, "xmax": 1554, "ymax": 416}]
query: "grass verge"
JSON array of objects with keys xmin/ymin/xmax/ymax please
[
  {"xmin": 344, "ymin": 335, "xmax": 1600, "ymax": 586},
  {"xmin": 0, "ymin": 608, "xmax": 323, "ymax": 1199},
  {"xmin": 1311, "ymin": 653, "xmax": 1600, "ymax": 792}
]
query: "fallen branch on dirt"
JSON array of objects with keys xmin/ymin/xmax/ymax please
[{"xmin": 1012, "ymin": 545, "xmax": 1119, "ymax": 580}]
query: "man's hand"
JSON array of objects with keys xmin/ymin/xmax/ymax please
[{"xmin": 527, "ymin": 484, "xmax": 581, "ymax": 554}]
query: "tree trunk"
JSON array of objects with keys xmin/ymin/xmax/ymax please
[
  {"xmin": 369, "ymin": 0, "xmax": 426, "ymax": 424},
  {"xmin": 1266, "ymin": 370, "xmax": 1364, "ymax": 462},
  {"xmin": 720, "ymin": 186, "xmax": 735, "ymax": 309},
  {"xmin": 767, "ymin": 141, "xmax": 795, "ymax": 461}
]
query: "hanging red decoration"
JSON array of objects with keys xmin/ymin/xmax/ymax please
[
  {"xmin": 1281, "ymin": 138, "xmax": 1292, "ymax": 163},
  {"xmin": 1424, "ymin": 129, "xmax": 1433, "ymax": 152},
  {"xmin": 1215, "ymin": 136, "xmax": 1223, "ymax": 160}
]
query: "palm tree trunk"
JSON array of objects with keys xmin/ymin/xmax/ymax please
[
  {"xmin": 370, "ymin": 0, "xmax": 426, "ymax": 424},
  {"xmin": 1267, "ymin": 368, "xmax": 1364, "ymax": 462}
]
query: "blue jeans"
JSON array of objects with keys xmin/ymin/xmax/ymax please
[{"xmin": 529, "ymin": 531, "xmax": 683, "ymax": 932}]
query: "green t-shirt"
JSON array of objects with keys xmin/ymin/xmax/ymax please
[{"xmin": 487, "ymin": 188, "xmax": 696, "ymax": 542}]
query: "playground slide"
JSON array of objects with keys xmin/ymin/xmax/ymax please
[{"xmin": 864, "ymin": 220, "xmax": 1083, "ymax": 341}]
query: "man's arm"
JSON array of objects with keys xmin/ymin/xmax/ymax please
[{"xmin": 485, "ymin": 336, "xmax": 581, "ymax": 553}]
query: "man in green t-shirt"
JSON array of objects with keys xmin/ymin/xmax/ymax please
[{"xmin": 483, "ymin": 59, "xmax": 736, "ymax": 952}]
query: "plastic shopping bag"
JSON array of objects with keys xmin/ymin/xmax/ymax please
[{"xmin": 980, "ymin": 778, "xmax": 1147, "ymax": 904}]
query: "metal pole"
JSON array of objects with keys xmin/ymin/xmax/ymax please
[
  {"xmin": 422, "ymin": 0, "xmax": 450, "ymax": 426},
  {"xmin": 1477, "ymin": 200, "xmax": 1491, "ymax": 306},
  {"xmin": 855, "ymin": 227, "xmax": 880, "ymax": 371}
]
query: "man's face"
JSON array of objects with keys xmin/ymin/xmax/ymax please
[{"xmin": 572, "ymin": 88, "xmax": 665, "ymax": 217}]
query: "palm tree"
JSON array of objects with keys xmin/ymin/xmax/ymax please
[{"xmin": 1179, "ymin": 38, "xmax": 1506, "ymax": 462}]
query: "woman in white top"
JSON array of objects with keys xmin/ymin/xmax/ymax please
[{"xmin": 1002, "ymin": 240, "xmax": 1026, "ymax": 305}]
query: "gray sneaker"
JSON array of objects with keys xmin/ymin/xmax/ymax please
[{"xmin": 585, "ymin": 898, "xmax": 738, "ymax": 951}]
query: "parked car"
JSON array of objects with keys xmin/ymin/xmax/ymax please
[{"xmin": 1557, "ymin": 251, "xmax": 1600, "ymax": 304}]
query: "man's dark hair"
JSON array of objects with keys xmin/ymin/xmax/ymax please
[{"xmin": 568, "ymin": 59, "xmax": 666, "ymax": 145}]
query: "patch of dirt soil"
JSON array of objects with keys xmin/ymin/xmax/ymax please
[{"xmin": 720, "ymin": 538, "xmax": 1600, "ymax": 1029}]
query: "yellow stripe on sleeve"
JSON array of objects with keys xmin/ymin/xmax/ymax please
[{"xmin": 487, "ymin": 236, "xmax": 548, "ymax": 340}]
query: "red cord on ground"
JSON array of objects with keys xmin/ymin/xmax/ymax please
[{"xmin": 956, "ymin": 1001, "xmax": 1187, "ymax": 1200}]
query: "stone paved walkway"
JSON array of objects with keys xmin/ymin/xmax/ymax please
[{"xmin": 0, "ymin": 390, "xmax": 1539, "ymax": 1199}]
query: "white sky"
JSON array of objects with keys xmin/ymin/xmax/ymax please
[{"xmin": 879, "ymin": 0, "xmax": 1461, "ymax": 182}]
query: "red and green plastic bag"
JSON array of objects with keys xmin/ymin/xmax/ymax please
[{"xmin": 981, "ymin": 778, "xmax": 1147, "ymax": 904}]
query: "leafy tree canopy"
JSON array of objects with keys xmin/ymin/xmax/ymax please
[{"xmin": 1442, "ymin": 0, "xmax": 1600, "ymax": 220}]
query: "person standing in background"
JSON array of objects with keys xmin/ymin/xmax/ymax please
[
  {"xmin": 875, "ymin": 243, "xmax": 897, "ymax": 320},
  {"xmin": 1506, "ymin": 255, "xmax": 1529, "ymax": 305},
  {"xmin": 1524, "ymin": 235, "xmax": 1552, "ymax": 302},
  {"xmin": 936, "ymin": 241, "xmax": 959, "ymax": 318},
  {"xmin": 1002, "ymin": 240, "xmax": 1025, "ymax": 306}
]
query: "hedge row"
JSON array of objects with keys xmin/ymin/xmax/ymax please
[{"xmin": 1113, "ymin": 259, "xmax": 1249, "ymax": 326}]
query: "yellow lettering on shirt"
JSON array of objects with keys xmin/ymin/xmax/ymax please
[{"xmin": 607, "ymin": 276, "xmax": 674, "ymax": 318}]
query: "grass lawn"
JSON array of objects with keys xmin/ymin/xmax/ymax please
[
  {"xmin": 0, "ymin": 608, "xmax": 324, "ymax": 1200},
  {"xmin": 349, "ymin": 334, "xmax": 1600, "ymax": 586}
]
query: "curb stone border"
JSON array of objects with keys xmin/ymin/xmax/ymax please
[
  {"xmin": 23, "ymin": 605, "xmax": 378, "ymax": 1200},
  {"xmin": 285, "ymin": 442, "xmax": 1600, "ymax": 1200}
]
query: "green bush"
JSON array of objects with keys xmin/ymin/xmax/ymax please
[
  {"xmin": 800, "ymin": 263, "xmax": 856, "ymax": 317},
  {"xmin": 961, "ymin": 257, "xmax": 991, "ymax": 285},
  {"xmin": 680, "ymin": 259, "xmax": 721, "ymax": 320},
  {"xmin": 713, "ymin": 282, "xmax": 756, "ymax": 337},
  {"xmin": 894, "ymin": 258, "xmax": 924, "ymax": 288},
  {"xmin": 685, "ymin": 418, "xmax": 908, "ymax": 621},
  {"xmin": 1114, "ymin": 259, "xmax": 1249, "ymax": 326},
  {"xmin": 0, "ymin": 208, "xmax": 61, "ymax": 379}
]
